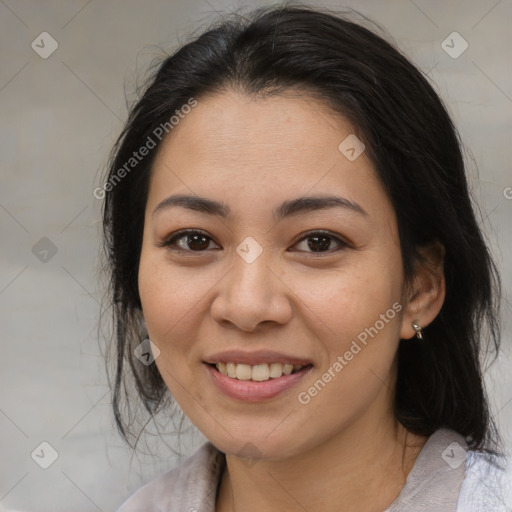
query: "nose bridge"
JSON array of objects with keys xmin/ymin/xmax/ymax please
[
  {"xmin": 229, "ymin": 246, "xmax": 277, "ymax": 304},
  {"xmin": 212, "ymin": 246, "xmax": 292, "ymax": 330}
]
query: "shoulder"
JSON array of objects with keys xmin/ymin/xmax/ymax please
[
  {"xmin": 457, "ymin": 449, "xmax": 512, "ymax": 511},
  {"xmin": 115, "ymin": 441, "xmax": 225, "ymax": 512}
]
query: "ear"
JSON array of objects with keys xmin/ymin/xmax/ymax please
[{"xmin": 400, "ymin": 241, "xmax": 446, "ymax": 340}]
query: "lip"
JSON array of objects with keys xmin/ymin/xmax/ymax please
[
  {"xmin": 205, "ymin": 362, "xmax": 313, "ymax": 402},
  {"xmin": 203, "ymin": 350, "xmax": 313, "ymax": 366}
]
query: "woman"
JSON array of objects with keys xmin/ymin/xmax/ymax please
[{"xmin": 100, "ymin": 5, "xmax": 510, "ymax": 511}]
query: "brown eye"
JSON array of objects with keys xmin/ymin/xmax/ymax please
[
  {"xmin": 185, "ymin": 233, "xmax": 210, "ymax": 251},
  {"xmin": 162, "ymin": 230, "xmax": 220, "ymax": 252},
  {"xmin": 293, "ymin": 231, "xmax": 347, "ymax": 253},
  {"xmin": 306, "ymin": 235, "xmax": 332, "ymax": 252}
]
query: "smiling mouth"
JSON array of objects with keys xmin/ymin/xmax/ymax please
[{"xmin": 207, "ymin": 362, "xmax": 313, "ymax": 381}]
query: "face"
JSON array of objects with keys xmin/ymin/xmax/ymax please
[{"xmin": 138, "ymin": 89, "xmax": 409, "ymax": 460}]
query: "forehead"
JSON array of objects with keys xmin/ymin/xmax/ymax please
[
  {"xmin": 159, "ymin": 89, "xmax": 355, "ymax": 165},
  {"xmin": 148, "ymin": 89, "xmax": 390, "ymax": 222}
]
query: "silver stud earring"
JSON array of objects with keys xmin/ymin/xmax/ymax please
[{"xmin": 412, "ymin": 322, "xmax": 423, "ymax": 340}]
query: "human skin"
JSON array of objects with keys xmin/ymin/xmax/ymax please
[{"xmin": 137, "ymin": 89, "xmax": 446, "ymax": 511}]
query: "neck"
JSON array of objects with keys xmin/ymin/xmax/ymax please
[{"xmin": 216, "ymin": 416, "xmax": 427, "ymax": 512}]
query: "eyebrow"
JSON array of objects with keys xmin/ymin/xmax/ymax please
[{"xmin": 152, "ymin": 194, "xmax": 367, "ymax": 220}]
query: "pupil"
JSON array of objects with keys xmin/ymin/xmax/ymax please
[
  {"xmin": 308, "ymin": 236, "xmax": 330, "ymax": 252},
  {"xmin": 188, "ymin": 234, "xmax": 209, "ymax": 250}
]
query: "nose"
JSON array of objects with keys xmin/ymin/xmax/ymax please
[{"xmin": 211, "ymin": 252, "xmax": 293, "ymax": 332}]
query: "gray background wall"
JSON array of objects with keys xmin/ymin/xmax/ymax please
[{"xmin": 1, "ymin": 1, "xmax": 511, "ymax": 510}]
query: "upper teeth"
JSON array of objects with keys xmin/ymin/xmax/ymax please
[{"xmin": 215, "ymin": 362, "xmax": 305, "ymax": 381}]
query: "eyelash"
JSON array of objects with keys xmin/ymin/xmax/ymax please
[{"xmin": 159, "ymin": 229, "xmax": 349, "ymax": 255}]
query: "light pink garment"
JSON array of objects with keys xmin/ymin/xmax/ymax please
[{"xmin": 116, "ymin": 428, "xmax": 511, "ymax": 511}]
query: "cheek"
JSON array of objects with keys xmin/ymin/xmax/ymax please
[
  {"xmin": 291, "ymin": 254, "xmax": 402, "ymax": 343},
  {"xmin": 138, "ymin": 253, "xmax": 205, "ymax": 404},
  {"xmin": 137, "ymin": 248, "xmax": 222, "ymax": 369},
  {"xmin": 139, "ymin": 241, "xmax": 197, "ymax": 324},
  {"xmin": 138, "ymin": 249, "xmax": 193, "ymax": 353},
  {"xmin": 289, "ymin": 253, "xmax": 403, "ymax": 401}
]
